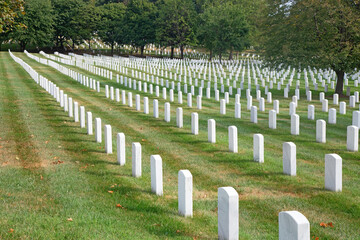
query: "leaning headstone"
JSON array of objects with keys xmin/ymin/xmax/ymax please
[
  {"xmin": 132, "ymin": 142, "xmax": 142, "ymax": 177},
  {"xmin": 228, "ymin": 126, "xmax": 238, "ymax": 153},
  {"xmin": 347, "ymin": 125, "xmax": 359, "ymax": 151},
  {"xmin": 95, "ymin": 118, "xmax": 101, "ymax": 143},
  {"xmin": 253, "ymin": 134, "xmax": 264, "ymax": 163},
  {"xmin": 269, "ymin": 110, "xmax": 277, "ymax": 129},
  {"xmin": 283, "ymin": 142, "xmax": 296, "ymax": 176},
  {"xmin": 87, "ymin": 112, "xmax": 93, "ymax": 135},
  {"xmin": 208, "ymin": 119, "xmax": 216, "ymax": 143},
  {"xmin": 117, "ymin": 133, "xmax": 125, "ymax": 166},
  {"xmin": 105, "ymin": 125, "xmax": 112, "ymax": 154},
  {"xmin": 191, "ymin": 112, "xmax": 199, "ymax": 135},
  {"xmin": 151, "ymin": 155, "xmax": 163, "ymax": 196},
  {"xmin": 291, "ymin": 114, "xmax": 300, "ymax": 135},
  {"xmin": 178, "ymin": 170, "xmax": 193, "ymax": 217},
  {"xmin": 316, "ymin": 120, "xmax": 326, "ymax": 143},
  {"xmin": 279, "ymin": 211, "xmax": 310, "ymax": 240},
  {"xmin": 325, "ymin": 154, "xmax": 342, "ymax": 192},
  {"xmin": 218, "ymin": 187, "xmax": 239, "ymax": 240}
]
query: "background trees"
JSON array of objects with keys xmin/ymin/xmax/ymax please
[
  {"xmin": 10, "ymin": 0, "xmax": 54, "ymax": 51},
  {"xmin": 260, "ymin": 0, "xmax": 360, "ymax": 95},
  {"xmin": 156, "ymin": 0, "xmax": 197, "ymax": 59}
]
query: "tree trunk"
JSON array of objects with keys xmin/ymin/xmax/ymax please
[
  {"xmin": 335, "ymin": 70, "xmax": 344, "ymax": 96},
  {"xmin": 229, "ymin": 47, "xmax": 233, "ymax": 60},
  {"xmin": 180, "ymin": 45, "xmax": 184, "ymax": 59},
  {"xmin": 20, "ymin": 41, "xmax": 27, "ymax": 52},
  {"xmin": 72, "ymin": 40, "xmax": 75, "ymax": 50},
  {"xmin": 170, "ymin": 46, "xmax": 174, "ymax": 59},
  {"xmin": 219, "ymin": 52, "xmax": 222, "ymax": 64},
  {"xmin": 140, "ymin": 45, "xmax": 144, "ymax": 57},
  {"xmin": 88, "ymin": 40, "xmax": 91, "ymax": 50},
  {"xmin": 209, "ymin": 49, "xmax": 213, "ymax": 61},
  {"xmin": 111, "ymin": 42, "xmax": 114, "ymax": 56}
]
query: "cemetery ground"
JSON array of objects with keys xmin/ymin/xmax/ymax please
[{"xmin": 0, "ymin": 51, "xmax": 359, "ymax": 239}]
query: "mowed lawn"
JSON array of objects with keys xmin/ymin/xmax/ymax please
[{"xmin": 0, "ymin": 51, "xmax": 359, "ymax": 239}]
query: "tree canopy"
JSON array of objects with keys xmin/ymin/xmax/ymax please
[{"xmin": 261, "ymin": 0, "xmax": 360, "ymax": 95}]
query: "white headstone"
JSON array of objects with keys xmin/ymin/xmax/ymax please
[
  {"xmin": 253, "ymin": 134, "xmax": 264, "ymax": 163},
  {"xmin": 269, "ymin": 110, "xmax": 277, "ymax": 129},
  {"xmin": 220, "ymin": 99, "xmax": 226, "ymax": 115},
  {"xmin": 251, "ymin": 106, "xmax": 258, "ymax": 123},
  {"xmin": 328, "ymin": 108, "xmax": 336, "ymax": 124},
  {"xmin": 164, "ymin": 102, "xmax": 170, "ymax": 122},
  {"xmin": 87, "ymin": 112, "xmax": 93, "ymax": 135},
  {"xmin": 228, "ymin": 126, "xmax": 238, "ymax": 153},
  {"xmin": 235, "ymin": 102, "xmax": 241, "ymax": 119},
  {"xmin": 80, "ymin": 106, "xmax": 85, "ymax": 128},
  {"xmin": 176, "ymin": 107, "xmax": 183, "ymax": 128},
  {"xmin": 308, "ymin": 105, "xmax": 315, "ymax": 120},
  {"xmin": 153, "ymin": 99, "xmax": 159, "ymax": 118},
  {"xmin": 208, "ymin": 119, "xmax": 216, "ymax": 143},
  {"xmin": 347, "ymin": 125, "xmax": 359, "ymax": 151},
  {"xmin": 353, "ymin": 111, "xmax": 360, "ymax": 128},
  {"xmin": 191, "ymin": 112, "xmax": 199, "ymax": 135},
  {"xmin": 117, "ymin": 133, "xmax": 125, "ymax": 166},
  {"xmin": 95, "ymin": 118, "xmax": 101, "ymax": 143},
  {"xmin": 325, "ymin": 154, "xmax": 342, "ymax": 192},
  {"xmin": 74, "ymin": 101, "xmax": 79, "ymax": 122},
  {"xmin": 132, "ymin": 142, "xmax": 142, "ymax": 177},
  {"xmin": 291, "ymin": 114, "xmax": 300, "ymax": 135},
  {"xmin": 316, "ymin": 120, "xmax": 326, "ymax": 143},
  {"xmin": 178, "ymin": 170, "xmax": 193, "ymax": 217},
  {"xmin": 151, "ymin": 155, "xmax": 163, "ymax": 196},
  {"xmin": 104, "ymin": 125, "xmax": 112, "ymax": 154},
  {"xmin": 283, "ymin": 142, "xmax": 296, "ymax": 176},
  {"xmin": 218, "ymin": 187, "xmax": 239, "ymax": 240},
  {"xmin": 279, "ymin": 211, "xmax": 310, "ymax": 240}
]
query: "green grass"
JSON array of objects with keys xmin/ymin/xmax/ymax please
[{"xmin": 0, "ymin": 51, "xmax": 359, "ymax": 239}]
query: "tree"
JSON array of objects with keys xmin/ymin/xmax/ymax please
[
  {"xmin": 11, "ymin": 0, "xmax": 54, "ymax": 51},
  {"xmin": 98, "ymin": 2, "xmax": 126, "ymax": 55},
  {"xmin": 0, "ymin": 0, "xmax": 25, "ymax": 34},
  {"xmin": 260, "ymin": 0, "xmax": 360, "ymax": 95},
  {"xmin": 198, "ymin": 2, "xmax": 249, "ymax": 62},
  {"xmin": 122, "ymin": 0, "xmax": 157, "ymax": 56},
  {"xmin": 156, "ymin": 0, "xmax": 197, "ymax": 59}
]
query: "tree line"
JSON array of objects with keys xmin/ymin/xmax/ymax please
[
  {"xmin": 1, "ymin": 0, "xmax": 359, "ymax": 95},
  {"xmin": 0, "ymin": 0, "xmax": 262, "ymax": 61}
]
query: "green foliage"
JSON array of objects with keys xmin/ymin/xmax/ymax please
[
  {"xmin": 122, "ymin": 0, "xmax": 157, "ymax": 55},
  {"xmin": 260, "ymin": 0, "xmax": 360, "ymax": 94},
  {"xmin": 198, "ymin": 2, "xmax": 249, "ymax": 61},
  {"xmin": 98, "ymin": 2, "xmax": 126, "ymax": 54},
  {"xmin": 156, "ymin": 0, "xmax": 197, "ymax": 58},
  {"xmin": 0, "ymin": 0, "xmax": 25, "ymax": 34},
  {"xmin": 10, "ymin": 0, "xmax": 54, "ymax": 51}
]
